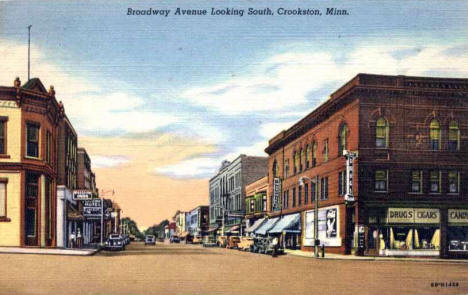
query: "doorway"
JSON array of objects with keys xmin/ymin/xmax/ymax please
[{"xmin": 24, "ymin": 173, "xmax": 39, "ymax": 246}]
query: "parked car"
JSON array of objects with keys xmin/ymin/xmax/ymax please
[
  {"xmin": 145, "ymin": 235, "xmax": 156, "ymax": 245},
  {"xmin": 170, "ymin": 235, "xmax": 180, "ymax": 243},
  {"xmin": 192, "ymin": 235, "xmax": 202, "ymax": 244},
  {"xmin": 217, "ymin": 236, "xmax": 228, "ymax": 248},
  {"xmin": 237, "ymin": 237, "xmax": 254, "ymax": 251},
  {"xmin": 122, "ymin": 234, "xmax": 130, "ymax": 245},
  {"xmin": 202, "ymin": 236, "xmax": 217, "ymax": 247},
  {"xmin": 105, "ymin": 234, "xmax": 126, "ymax": 251},
  {"xmin": 226, "ymin": 236, "xmax": 241, "ymax": 249}
]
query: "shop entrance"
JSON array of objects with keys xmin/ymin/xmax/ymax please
[{"xmin": 24, "ymin": 173, "xmax": 40, "ymax": 246}]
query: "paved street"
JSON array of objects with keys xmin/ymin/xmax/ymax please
[{"xmin": 0, "ymin": 242, "xmax": 467, "ymax": 295}]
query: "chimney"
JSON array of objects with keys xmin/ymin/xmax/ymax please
[{"xmin": 14, "ymin": 77, "xmax": 21, "ymax": 88}]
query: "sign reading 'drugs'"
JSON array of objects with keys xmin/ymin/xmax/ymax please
[
  {"xmin": 387, "ymin": 208, "xmax": 440, "ymax": 224},
  {"xmin": 72, "ymin": 190, "xmax": 92, "ymax": 200}
]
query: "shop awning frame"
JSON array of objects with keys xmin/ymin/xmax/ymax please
[
  {"xmin": 246, "ymin": 218, "xmax": 266, "ymax": 233},
  {"xmin": 254, "ymin": 217, "xmax": 279, "ymax": 236},
  {"xmin": 268, "ymin": 213, "xmax": 301, "ymax": 235}
]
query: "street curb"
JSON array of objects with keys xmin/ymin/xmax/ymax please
[
  {"xmin": 0, "ymin": 247, "xmax": 100, "ymax": 256},
  {"xmin": 285, "ymin": 252, "xmax": 468, "ymax": 264}
]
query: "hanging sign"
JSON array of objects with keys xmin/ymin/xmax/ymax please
[{"xmin": 448, "ymin": 209, "xmax": 468, "ymax": 224}]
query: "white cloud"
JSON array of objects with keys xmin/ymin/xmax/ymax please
[
  {"xmin": 155, "ymin": 157, "xmax": 221, "ymax": 179},
  {"xmin": 259, "ymin": 121, "xmax": 296, "ymax": 140},
  {"xmin": 92, "ymin": 155, "xmax": 129, "ymax": 168},
  {"xmin": 0, "ymin": 39, "xmax": 178, "ymax": 135},
  {"xmin": 181, "ymin": 42, "xmax": 468, "ymax": 115}
]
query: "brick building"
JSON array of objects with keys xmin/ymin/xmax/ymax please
[
  {"xmin": 244, "ymin": 176, "xmax": 268, "ymax": 235},
  {"xmin": 0, "ymin": 77, "xmax": 60, "ymax": 247},
  {"xmin": 265, "ymin": 74, "xmax": 468, "ymax": 258}
]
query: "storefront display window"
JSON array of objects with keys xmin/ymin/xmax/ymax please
[
  {"xmin": 374, "ymin": 226, "xmax": 439, "ymax": 250},
  {"xmin": 447, "ymin": 227, "xmax": 468, "ymax": 251}
]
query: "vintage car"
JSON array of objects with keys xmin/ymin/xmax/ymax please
[
  {"xmin": 105, "ymin": 234, "xmax": 126, "ymax": 251},
  {"xmin": 237, "ymin": 237, "xmax": 254, "ymax": 251},
  {"xmin": 226, "ymin": 236, "xmax": 241, "ymax": 249},
  {"xmin": 192, "ymin": 235, "xmax": 202, "ymax": 244},
  {"xmin": 170, "ymin": 235, "xmax": 180, "ymax": 243},
  {"xmin": 144, "ymin": 235, "xmax": 156, "ymax": 245},
  {"xmin": 216, "ymin": 236, "xmax": 228, "ymax": 248}
]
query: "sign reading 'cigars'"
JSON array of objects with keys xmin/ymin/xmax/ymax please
[
  {"xmin": 387, "ymin": 208, "xmax": 440, "ymax": 224},
  {"xmin": 448, "ymin": 209, "xmax": 468, "ymax": 224}
]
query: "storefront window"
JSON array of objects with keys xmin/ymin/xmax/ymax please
[
  {"xmin": 375, "ymin": 170, "xmax": 387, "ymax": 192},
  {"xmin": 411, "ymin": 170, "xmax": 423, "ymax": 193},
  {"xmin": 448, "ymin": 171, "xmax": 460, "ymax": 193},
  {"xmin": 448, "ymin": 227, "xmax": 468, "ymax": 251},
  {"xmin": 430, "ymin": 170, "xmax": 441, "ymax": 193},
  {"xmin": 382, "ymin": 226, "xmax": 439, "ymax": 250}
]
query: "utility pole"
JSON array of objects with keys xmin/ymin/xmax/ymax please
[{"xmin": 27, "ymin": 25, "xmax": 32, "ymax": 80}]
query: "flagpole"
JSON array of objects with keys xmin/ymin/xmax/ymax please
[{"xmin": 28, "ymin": 25, "xmax": 32, "ymax": 81}]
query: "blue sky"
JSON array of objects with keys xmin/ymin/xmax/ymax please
[{"xmin": 2, "ymin": 0, "xmax": 468, "ymax": 225}]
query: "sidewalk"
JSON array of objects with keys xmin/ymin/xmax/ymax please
[
  {"xmin": 284, "ymin": 249, "xmax": 468, "ymax": 263},
  {"xmin": 0, "ymin": 246, "xmax": 100, "ymax": 256}
]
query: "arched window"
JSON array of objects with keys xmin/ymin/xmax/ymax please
[
  {"xmin": 305, "ymin": 145, "xmax": 310, "ymax": 169},
  {"xmin": 312, "ymin": 141, "xmax": 317, "ymax": 167},
  {"xmin": 272, "ymin": 160, "xmax": 278, "ymax": 178},
  {"xmin": 449, "ymin": 121, "xmax": 460, "ymax": 151},
  {"xmin": 338, "ymin": 124, "xmax": 348, "ymax": 156},
  {"xmin": 376, "ymin": 117, "xmax": 389, "ymax": 148},
  {"xmin": 293, "ymin": 151, "xmax": 299, "ymax": 174},
  {"xmin": 430, "ymin": 119, "xmax": 441, "ymax": 151},
  {"xmin": 300, "ymin": 149, "xmax": 304, "ymax": 172}
]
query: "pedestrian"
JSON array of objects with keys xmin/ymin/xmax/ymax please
[
  {"xmin": 69, "ymin": 231, "xmax": 76, "ymax": 248},
  {"xmin": 77, "ymin": 228, "xmax": 82, "ymax": 248}
]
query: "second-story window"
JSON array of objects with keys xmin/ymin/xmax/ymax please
[
  {"xmin": 376, "ymin": 117, "xmax": 389, "ymax": 148},
  {"xmin": 305, "ymin": 145, "xmax": 310, "ymax": 169},
  {"xmin": 375, "ymin": 170, "xmax": 388, "ymax": 192},
  {"xmin": 298, "ymin": 185, "xmax": 302, "ymax": 206},
  {"xmin": 311, "ymin": 182, "xmax": 316, "ymax": 201},
  {"xmin": 272, "ymin": 160, "xmax": 278, "ymax": 178},
  {"xmin": 323, "ymin": 139, "xmax": 329, "ymax": 162},
  {"xmin": 448, "ymin": 171, "xmax": 460, "ymax": 193},
  {"xmin": 294, "ymin": 152, "xmax": 299, "ymax": 174},
  {"xmin": 338, "ymin": 124, "xmax": 348, "ymax": 156},
  {"xmin": 449, "ymin": 121, "xmax": 460, "ymax": 152},
  {"xmin": 430, "ymin": 119, "xmax": 440, "ymax": 151},
  {"xmin": 338, "ymin": 171, "xmax": 346, "ymax": 196},
  {"xmin": 26, "ymin": 123, "xmax": 39, "ymax": 158},
  {"xmin": 292, "ymin": 187, "xmax": 296, "ymax": 207},
  {"xmin": 0, "ymin": 118, "xmax": 7, "ymax": 155},
  {"xmin": 320, "ymin": 177, "xmax": 328, "ymax": 200},
  {"xmin": 304, "ymin": 183, "xmax": 309, "ymax": 204},
  {"xmin": 284, "ymin": 159, "xmax": 289, "ymax": 178},
  {"xmin": 312, "ymin": 141, "xmax": 317, "ymax": 167},
  {"xmin": 45, "ymin": 131, "xmax": 52, "ymax": 164},
  {"xmin": 429, "ymin": 170, "xmax": 441, "ymax": 193},
  {"xmin": 411, "ymin": 170, "xmax": 423, "ymax": 193}
]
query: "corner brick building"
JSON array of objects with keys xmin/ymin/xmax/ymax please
[{"xmin": 265, "ymin": 73, "xmax": 468, "ymax": 258}]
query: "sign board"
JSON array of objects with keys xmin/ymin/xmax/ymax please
[
  {"xmin": 448, "ymin": 209, "xmax": 468, "ymax": 224},
  {"xmin": 344, "ymin": 150, "xmax": 357, "ymax": 202},
  {"xmin": 273, "ymin": 178, "xmax": 281, "ymax": 211},
  {"xmin": 303, "ymin": 205, "xmax": 341, "ymax": 247},
  {"xmin": 387, "ymin": 208, "xmax": 440, "ymax": 224},
  {"xmin": 358, "ymin": 225, "xmax": 365, "ymax": 249},
  {"xmin": 83, "ymin": 206, "xmax": 103, "ymax": 219},
  {"xmin": 82, "ymin": 199, "xmax": 102, "ymax": 207},
  {"xmin": 72, "ymin": 190, "xmax": 92, "ymax": 201}
]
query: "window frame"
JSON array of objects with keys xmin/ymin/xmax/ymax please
[
  {"xmin": 0, "ymin": 117, "xmax": 8, "ymax": 156},
  {"xmin": 374, "ymin": 169, "xmax": 388, "ymax": 192},
  {"xmin": 448, "ymin": 171, "xmax": 460, "ymax": 194},
  {"xmin": 320, "ymin": 177, "xmax": 329, "ymax": 200},
  {"xmin": 410, "ymin": 170, "xmax": 423, "ymax": 194},
  {"xmin": 376, "ymin": 117, "xmax": 389, "ymax": 148},
  {"xmin": 429, "ymin": 119, "xmax": 441, "ymax": 151},
  {"xmin": 429, "ymin": 170, "xmax": 441, "ymax": 194},
  {"xmin": 0, "ymin": 178, "xmax": 9, "ymax": 221},
  {"xmin": 448, "ymin": 121, "xmax": 460, "ymax": 152},
  {"xmin": 25, "ymin": 122, "xmax": 40, "ymax": 159},
  {"xmin": 338, "ymin": 123, "xmax": 348, "ymax": 156},
  {"xmin": 323, "ymin": 139, "xmax": 329, "ymax": 162}
]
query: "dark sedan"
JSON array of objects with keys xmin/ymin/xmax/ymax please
[{"xmin": 105, "ymin": 234, "xmax": 126, "ymax": 251}]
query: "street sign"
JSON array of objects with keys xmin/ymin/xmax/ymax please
[
  {"xmin": 73, "ymin": 190, "xmax": 92, "ymax": 200},
  {"xmin": 273, "ymin": 178, "xmax": 281, "ymax": 211},
  {"xmin": 82, "ymin": 199, "xmax": 101, "ymax": 207},
  {"xmin": 83, "ymin": 206, "xmax": 102, "ymax": 218},
  {"xmin": 344, "ymin": 150, "xmax": 357, "ymax": 202}
]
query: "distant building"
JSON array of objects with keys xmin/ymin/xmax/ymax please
[
  {"xmin": 209, "ymin": 154, "xmax": 267, "ymax": 236},
  {"xmin": 186, "ymin": 205, "xmax": 209, "ymax": 237},
  {"xmin": 244, "ymin": 175, "xmax": 268, "ymax": 236}
]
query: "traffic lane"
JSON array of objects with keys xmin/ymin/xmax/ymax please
[
  {"xmin": 1, "ymin": 242, "xmax": 467, "ymax": 295},
  {"xmin": 99, "ymin": 242, "xmax": 221, "ymax": 256}
]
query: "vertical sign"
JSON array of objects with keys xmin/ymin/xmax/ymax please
[
  {"xmin": 273, "ymin": 178, "xmax": 281, "ymax": 211},
  {"xmin": 344, "ymin": 151, "xmax": 357, "ymax": 202}
]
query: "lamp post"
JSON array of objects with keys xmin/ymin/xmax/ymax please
[{"xmin": 299, "ymin": 175, "xmax": 320, "ymax": 258}]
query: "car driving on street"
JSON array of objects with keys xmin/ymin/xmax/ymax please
[
  {"xmin": 145, "ymin": 235, "xmax": 156, "ymax": 245},
  {"xmin": 105, "ymin": 234, "xmax": 126, "ymax": 251}
]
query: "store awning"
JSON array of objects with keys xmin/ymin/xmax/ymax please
[
  {"xmin": 225, "ymin": 225, "xmax": 239, "ymax": 233},
  {"xmin": 268, "ymin": 213, "xmax": 301, "ymax": 234},
  {"xmin": 246, "ymin": 218, "xmax": 266, "ymax": 233},
  {"xmin": 206, "ymin": 225, "xmax": 219, "ymax": 233},
  {"xmin": 254, "ymin": 217, "xmax": 279, "ymax": 236},
  {"xmin": 67, "ymin": 204, "xmax": 84, "ymax": 221}
]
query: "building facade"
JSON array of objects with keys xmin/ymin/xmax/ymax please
[
  {"xmin": 244, "ymin": 176, "xmax": 268, "ymax": 235},
  {"xmin": 186, "ymin": 205, "xmax": 209, "ymax": 237},
  {"xmin": 209, "ymin": 155, "xmax": 267, "ymax": 236},
  {"xmin": 265, "ymin": 74, "xmax": 468, "ymax": 258},
  {"xmin": 0, "ymin": 78, "xmax": 60, "ymax": 247}
]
